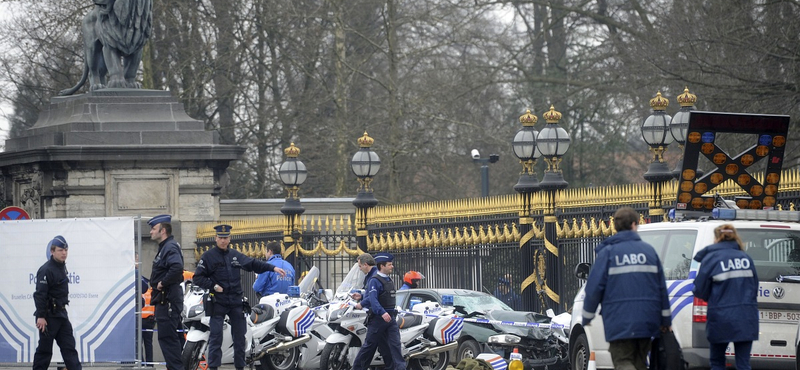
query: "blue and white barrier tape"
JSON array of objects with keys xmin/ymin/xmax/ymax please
[{"xmin": 397, "ymin": 309, "xmax": 567, "ymax": 329}]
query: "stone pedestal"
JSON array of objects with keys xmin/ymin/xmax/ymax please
[{"xmin": 0, "ymin": 89, "xmax": 245, "ymax": 270}]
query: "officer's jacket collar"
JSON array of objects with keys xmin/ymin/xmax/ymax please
[{"xmin": 158, "ymin": 235, "xmax": 175, "ymax": 248}]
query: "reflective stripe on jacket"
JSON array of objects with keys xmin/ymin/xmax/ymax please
[{"xmin": 142, "ymin": 288, "xmax": 155, "ymax": 318}]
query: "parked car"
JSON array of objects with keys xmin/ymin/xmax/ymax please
[
  {"xmin": 396, "ymin": 288, "xmax": 569, "ymax": 369},
  {"xmin": 569, "ymin": 208, "xmax": 800, "ymax": 370}
]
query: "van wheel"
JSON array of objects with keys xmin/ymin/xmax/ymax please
[{"xmin": 570, "ymin": 333, "xmax": 589, "ymax": 370}]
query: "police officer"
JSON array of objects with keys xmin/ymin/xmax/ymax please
[
  {"xmin": 350, "ymin": 253, "xmax": 395, "ymax": 368},
  {"xmin": 492, "ymin": 274, "xmax": 521, "ymax": 310},
  {"xmin": 352, "ymin": 252, "xmax": 406, "ymax": 370},
  {"xmin": 33, "ymin": 235, "xmax": 82, "ymax": 370},
  {"xmin": 148, "ymin": 214, "xmax": 185, "ymax": 370},
  {"xmin": 252, "ymin": 241, "xmax": 296, "ymax": 296},
  {"xmin": 193, "ymin": 224, "xmax": 287, "ymax": 370}
]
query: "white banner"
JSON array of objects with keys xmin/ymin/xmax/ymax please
[{"xmin": 0, "ymin": 217, "xmax": 136, "ymax": 363}]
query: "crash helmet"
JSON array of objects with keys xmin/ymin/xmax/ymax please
[{"xmin": 403, "ymin": 271, "xmax": 425, "ymax": 287}]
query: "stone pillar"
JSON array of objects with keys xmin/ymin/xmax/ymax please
[{"xmin": 0, "ymin": 89, "xmax": 245, "ymax": 273}]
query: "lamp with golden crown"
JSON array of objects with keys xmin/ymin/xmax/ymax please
[
  {"xmin": 642, "ymin": 91, "xmax": 674, "ymax": 221},
  {"xmin": 512, "ymin": 109, "xmax": 541, "ymax": 194},
  {"xmin": 351, "ymin": 132, "xmax": 381, "ymax": 250},
  {"xmin": 279, "ymin": 142, "xmax": 307, "ymax": 246},
  {"xmin": 537, "ymin": 105, "xmax": 571, "ymax": 190},
  {"xmin": 669, "ymin": 87, "xmax": 702, "ymax": 179},
  {"xmin": 535, "ymin": 105, "xmax": 570, "ymax": 313},
  {"xmin": 512, "ymin": 109, "xmax": 542, "ymax": 312}
]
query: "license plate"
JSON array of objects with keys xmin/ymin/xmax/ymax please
[{"xmin": 759, "ymin": 310, "xmax": 800, "ymax": 322}]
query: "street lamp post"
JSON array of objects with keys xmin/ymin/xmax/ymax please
[
  {"xmin": 669, "ymin": 87, "xmax": 699, "ymax": 179},
  {"xmin": 472, "ymin": 150, "xmax": 500, "ymax": 197},
  {"xmin": 351, "ymin": 132, "xmax": 381, "ymax": 251},
  {"xmin": 279, "ymin": 142, "xmax": 307, "ymax": 264},
  {"xmin": 536, "ymin": 105, "xmax": 571, "ymax": 313},
  {"xmin": 512, "ymin": 109, "xmax": 542, "ymax": 311},
  {"xmin": 642, "ymin": 92, "xmax": 674, "ymax": 222}
]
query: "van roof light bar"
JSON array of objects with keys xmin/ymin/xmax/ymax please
[{"xmin": 711, "ymin": 208, "xmax": 800, "ymax": 222}]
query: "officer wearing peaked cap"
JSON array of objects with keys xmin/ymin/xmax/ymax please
[
  {"xmin": 33, "ymin": 236, "xmax": 82, "ymax": 370},
  {"xmin": 352, "ymin": 252, "xmax": 406, "ymax": 370},
  {"xmin": 193, "ymin": 224, "xmax": 287, "ymax": 370},
  {"xmin": 148, "ymin": 215, "xmax": 184, "ymax": 370}
]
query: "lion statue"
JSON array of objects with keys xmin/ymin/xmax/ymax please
[{"xmin": 59, "ymin": 0, "xmax": 152, "ymax": 96}]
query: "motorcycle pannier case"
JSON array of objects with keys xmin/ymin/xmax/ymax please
[{"xmin": 278, "ymin": 305, "xmax": 315, "ymax": 336}]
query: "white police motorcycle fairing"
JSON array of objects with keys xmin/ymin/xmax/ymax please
[
  {"xmin": 181, "ymin": 267, "xmax": 320, "ymax": 370},
  {"xmin": 319, "ymin": 298, "xmax": 463, "ymax": 370},
  {"xmin": 254, "ymin": 267, "xmax": 330, "ymax": 370}
]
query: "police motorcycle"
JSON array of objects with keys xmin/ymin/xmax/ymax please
[
  {"xmin": 319, "ymin": 295, "xmax": 463, "ymax": 370},
  {"xmin": 253, "ymin": 266, "xmax": 334, "ymax": 370},
  {"xmin": 181, "ymin": 267, "xmax": 320, "ymax": 370}
]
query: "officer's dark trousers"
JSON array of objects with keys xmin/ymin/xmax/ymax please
[
  {"xmin": 141, "ymin": 317, "xmax": 156, "ymax": 366},
  {"xmin": 155, "ymin": 303, "xmax": 184, "ymax": 370},
  {"xmin": 208, "ymin": 302, "xmax": 246, "ymax": 369},
  {"xmin": 352, "ymin": 313, "xmax": 406, "ymax": 370},
  {"xmin": 33, "ymin": 316, "xmax": 82, "ymax": 370}
]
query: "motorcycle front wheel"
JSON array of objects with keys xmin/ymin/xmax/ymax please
[
  {"xmin": 262, "ymin": 345, "xmax": 300, "ymax": 370},
  {"xmin": 409, "ymin": 351, "xmax": 449, "ymax": 370},
  {"xmin": 320, "ymin": 342, "xmax": 351, "ymax": 370},
  {"xmin": 182, "ymin": 340, "xmax": 206, "ymax": 370}
]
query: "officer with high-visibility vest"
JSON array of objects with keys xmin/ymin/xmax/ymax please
[{"xmin": 141, "ymin": 277, "xmax": 155, "ymax": 366}]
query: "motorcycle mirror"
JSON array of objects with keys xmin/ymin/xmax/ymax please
[{"xmin": 575, "ymin": 262, "xmax": 591, "ymax": 280}]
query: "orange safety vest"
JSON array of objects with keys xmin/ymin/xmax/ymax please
[
  {"xmin": 183, "ymin": 270, "xmax": 194, "ymax": 281},
  {"xmin": 142, "ymin": 287, "xmax": 155, "ymax": 318}
]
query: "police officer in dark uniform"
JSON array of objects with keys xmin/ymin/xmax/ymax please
[
  {"xmin": 352, "ymin": 252, "xmax": 406, "ymax": 370},
  {"xmin": 193, "ymin": 224, "xmax": 287, "ymax": 370},
  {"xmin": 148, "ymin": 214, "xmax": 185, "ymax": 370},
  {"xmin": 33, "ymin": 235, "xmax": 82, "ymax": 370},
  {"xmin": 352, "ymin": 253, "xmax": 395, "ymax": 368}
]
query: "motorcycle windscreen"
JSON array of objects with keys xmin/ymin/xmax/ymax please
[
  {"xmin": 298, "ymin": 266, "xmax": 319, "ymax": 297},
  {"xmin": 333, "ymin": 263, "xmax": 366, "ymax": 301}
]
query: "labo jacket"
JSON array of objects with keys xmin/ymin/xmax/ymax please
[
  {"xmin": 582, "ymin": 230, "xmax": 672, "ymax": 342},
  {"xmin": 692, "ymin": 240, "xmax": 759, "ymax": 343}
]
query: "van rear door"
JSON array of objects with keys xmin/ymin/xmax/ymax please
[{"xmin": 738, "ymin": 226, "xmax": 800, "ymax": 368}]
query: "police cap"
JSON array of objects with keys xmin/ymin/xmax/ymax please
[
  {"xmin": 148, "ymin": 214, "xmax": 171, "ymax": 227},
  {"xmin": 374, "ymin": 252, "xmax": 394, "ymax": 263},
  {"xmin": 49, "ymin": 235, "xmax": 68, "ymax": 250},
  {"xmin": 214, "ymin": 224, "xmax": 233, "ymax": 237}
]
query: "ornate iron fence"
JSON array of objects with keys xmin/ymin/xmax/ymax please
[{"xmin": 194, "ymin": 168, "xmax": 800, "ymax": 313}]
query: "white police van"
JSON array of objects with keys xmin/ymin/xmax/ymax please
[{"xmin": 569, "ymin": 208, "xmax": 800, "ymax": 370}]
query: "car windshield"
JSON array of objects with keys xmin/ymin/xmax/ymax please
[{"xmin": 453, "ymin": 292, "xmax": 513, "ymax": 313}]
